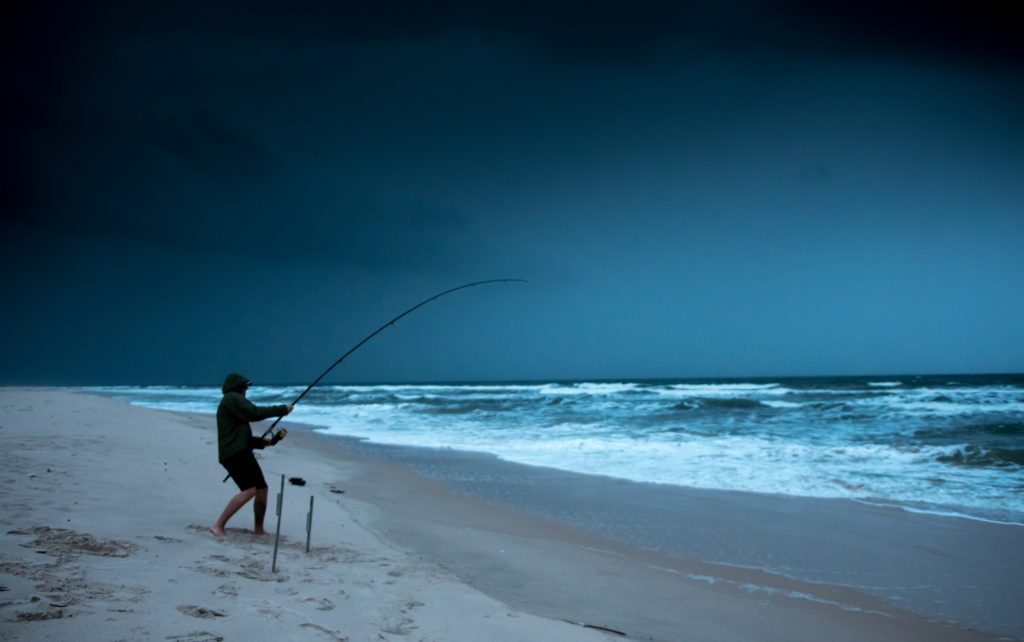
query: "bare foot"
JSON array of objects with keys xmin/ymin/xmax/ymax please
[
  {"xmin": 253, "ymin": 528, "xmax": 268, "ymax": 536},
  {"xmin": 210, "ymin": 525, "xmax": 226, "ymax": 537}
]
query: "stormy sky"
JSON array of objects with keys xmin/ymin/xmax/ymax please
[{"xmin": 3, "ymin": 1, "xmax": 1023, "ymax": 385}]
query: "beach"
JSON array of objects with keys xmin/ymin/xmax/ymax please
[{"xmin": 0, "ymin": 388, "xmax": 1019, "ymax": 641}]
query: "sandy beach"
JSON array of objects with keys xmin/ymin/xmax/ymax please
[{"xmin": 0, "ymin": 388, "xmax": 1018, "ymax": 641}]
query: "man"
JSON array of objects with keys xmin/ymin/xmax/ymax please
[{"xmin": 211, "ymin": 372, "xmax": 292, "ymax": 537}]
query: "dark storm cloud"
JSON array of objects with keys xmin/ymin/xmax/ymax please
[
  {"xmin": 778, "ymin": 1, "xmax": 1023, "ymax": 68},
  {"xmin": 8, "ymin": 1, "xmax": 1022, "ymax": 68},
  {"xmin": 2, "ymin": 0, "xmax": 1022, "ymax": 384},
  {"xmin": 5, "ymin": 1, "xmax": 1021, "ymax": 262},
  {"xmin": 44, "ymin": 1, "xmax": 695, "ymax": 60},
  {"xmin": 140, "ymin": 109, "xmax": 267, "ymax": 175},
  {"xmin": 190, "ymin": 1, "xmax": 1018, "ymax": 67},
  {"xmin": 673, "ymin": 1, "xmax": 1024, "ymax": 72},
  {"xmin": 3, "ymin": 3, "xmax": 478, "ymax": 271},
  {"xmin": 5, "ymin": 100, "xmax": 468, "ymax": 270}
]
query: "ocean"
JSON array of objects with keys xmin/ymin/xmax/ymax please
[{"xmin": 90, "ymin": 373, "xmax": 1024, "ymax": 525}]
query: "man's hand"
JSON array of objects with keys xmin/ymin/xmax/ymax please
[{"xmin": 284, "ymin": 404, "xmax": 294, "ymax": 415}]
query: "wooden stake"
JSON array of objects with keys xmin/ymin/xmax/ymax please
[
  {"xmin": 305, "ymin": 495, "xmax": 314, "ymax": 554},
  {"xmin": 271, "ymin": 474, "xmax": 284, "ymax": 572}
]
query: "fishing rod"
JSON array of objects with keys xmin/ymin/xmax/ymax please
[
  {"xmin": 223, "ymin": 279, "xmax": 525, "ymax": 482},
  {"xmin": 258, "ymin": 278, "xmax": 526, "ymax": 440}
]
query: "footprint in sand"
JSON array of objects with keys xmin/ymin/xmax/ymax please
[
  {"xmin": 21, "ymin": 526, "xmax": 137, "ymax": 559},
  {"xmin": 237, "ymin": 559, "xmax": 286, "ymax": 582},
  {"xmin": 303, "ymin": 596, "xmax": 335, "ymax": 611},
  {"xmin": 381, "ymin": 618, "xmax": 416, "ymax": 636},
  {"xmin": 214, "ymin": 583, "xmax": 237, "ymax": 597},
  {"xmin": 14, "ymin": 608, "xmax": 65, "ymax": 622},
  {"xmin": 166, "ymin": 632, "xmax": 224, "ymax": 642},
  {"xmin": 300, "ymin": 622, "xmax": 348, "ymax": 641},
  {"xmin": 193, "ymin": 563, "xmax": 230, "ymax": 578},
  {"xmin": 176, "ymin": 605, "xmax": 225, "ymax": 619}
]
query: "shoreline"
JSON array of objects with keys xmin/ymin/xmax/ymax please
[
  {"xmin": 85, "ymin": 376, "xmax": 1024, "ymax": 530},
  {"xmin": 301, "ymin": 429, "xmax": 1024, "ymax": 639},
  {"xmin": 1, "ymin": 388, "xmax": 1018, "ymax": 641}
]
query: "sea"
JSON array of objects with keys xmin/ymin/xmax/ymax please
[{"xmin": 89, "ymin": 373, "xmax": 1024, "ymax": 526}]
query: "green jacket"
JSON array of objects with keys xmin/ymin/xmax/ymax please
[{"xmin": 216, "ymin": 372, "xmax": 289, "ymax": 463}]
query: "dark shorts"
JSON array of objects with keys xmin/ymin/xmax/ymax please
[{"xmin": 222, "ymin": 449, "xmax": 268, "ymax": 491}]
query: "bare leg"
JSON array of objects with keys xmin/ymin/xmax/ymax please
[
  {"xmin": 211, "ymin": 487, "xmax": 257, "ymax": 537},
  {"xmin": 253, "ymin": 487, "xmax": 269, "ymax": 535}
]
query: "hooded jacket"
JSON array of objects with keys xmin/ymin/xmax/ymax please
[{"xmin": 216, "ymin": 373, "xmax": 290, "ymax": 463}]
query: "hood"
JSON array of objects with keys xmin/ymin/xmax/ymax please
[{"xmin": 221, "ymin": 372, "xmax": 251, "ymax": 394}]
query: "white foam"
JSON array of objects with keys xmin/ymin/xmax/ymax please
[
  {"xmin": 762, "ymin": 400, "xmax": 804, "ymax": 409},
  {"xmin": 656, "ymin": 383, "xmax": 790, "ymax": 398},
  {"xmin": 851, "ymin": 386, "xmax": 1024, "ymax": 416},
  {"xmin": 851, "ymin": 500, "xmax": 1024, "ymax": 527},
  {"xmin": 323, "ymin": 383, "xmax": 546, "ymax": 394},
  {"xmin": 88, "ymin": 385, "xmax": 221, "ymax": 397},
  {"xmin": 539, "ymin": 382, "xmax": 640, "ymax": 396},
  {"xmin": 685, "ymin": 574, "xmax": 717, "ymax": 584},
  {"xmin": 735, "ymin": 583, "xmax": 889, "ymax": 616}
]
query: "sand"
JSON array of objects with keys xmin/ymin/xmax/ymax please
[{"xmin": 0, "ymin": 388, "xmax": 1015, "ymax": 641}]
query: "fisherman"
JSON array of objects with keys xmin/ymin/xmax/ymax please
[{"xmin": 211, "ymin": 373, "xmax": 292, "ymax": 537}]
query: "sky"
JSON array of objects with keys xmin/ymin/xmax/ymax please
[{"xmin": 2, "ymin": 1, "xmax": 1023, "ymax": 385}]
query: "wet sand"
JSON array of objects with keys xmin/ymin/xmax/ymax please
[
  {"xmin": 1, "ymin": 388, "xmax": 1018, "ymax": 641},
  {"xmin": 333, "ymin": 436, "xmax": 1024, "ymax": 638}
]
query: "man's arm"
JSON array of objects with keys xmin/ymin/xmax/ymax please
[{"xmin": 227, "ymin": 394, "xmax": 292, "ymax": 422}]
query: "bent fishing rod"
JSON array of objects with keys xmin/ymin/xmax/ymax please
[
  {"xmin": 222, "ymin": 279, "xmax": 526, "ymax": 482},
  {"xmin": 261, "ymin": 277, "xmax": 525, "ymax": 438}
]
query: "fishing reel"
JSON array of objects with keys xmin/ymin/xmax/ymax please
[{"xmin": 270, "ymin": 429, "xmax": 287, "ymax": 445}]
